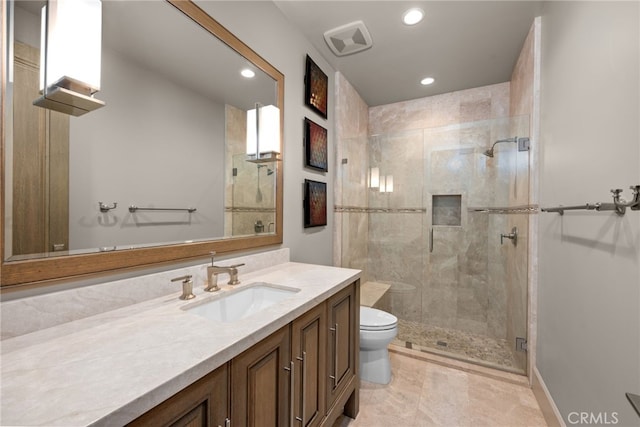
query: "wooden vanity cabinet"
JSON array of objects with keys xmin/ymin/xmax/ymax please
[
  {"xmin": 231, "ymin": 325, "xmax": 291, "ymax": 427},
  {"xmin": 127, "ymin": 363, "xmax": 229, "ymax": 427},
  {"xmin": 128, "ymin": 280, "xmax": 359, "ymax": 427},
  {"xmin": 291, "ymin": 302, "xmax": 327, "ymax": 427},
  {"xmin": 325, "ymin": 281, "xmax": 359, "ymax": 420}
]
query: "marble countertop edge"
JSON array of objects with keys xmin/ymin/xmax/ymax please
[{"xmin": 0, "ymin": 262, "xmax": 361, "ymax": 427}]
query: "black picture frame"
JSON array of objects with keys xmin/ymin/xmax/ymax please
[
  {"xmin": 304, "ymin": 118, "xmax": 328, "ymax": 172},
  {"xmin": 304, "ymin": 55, "xmax": 328, "ymax": 119},
  {"xmin": 303, "ymin": 179, "xmax": 327, "ymax": 228}
]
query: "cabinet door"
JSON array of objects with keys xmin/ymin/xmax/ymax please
[
  {"xmin": 127, "ymin": 363, "xmax": 229, "ymax": 427},
  {"xmin": 291, "ymin": 303, "xmax": 327, "ymax": 427},
  {"xmin": 231, "ymin": 325, "xmax": 291, "ymax": 427},
  {"xmin": 326, "ymin": 283, "xmax": 357, "ymax": 411}
]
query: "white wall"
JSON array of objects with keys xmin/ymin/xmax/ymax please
[
  {"xmin": 69, "ymin": 48, "xmax": 225, "ymax": 250},
  {"xmin": 196, "ymin": 1, "xmax": 336, "ymax": 266},
  {"xmin": 538, "ymin": 1, "xmax": 640, "ymax": 425}
]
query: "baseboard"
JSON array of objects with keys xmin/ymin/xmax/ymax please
[{"xmin": 532, "ymin": 366, "xmax": 566, "ymax": 427}]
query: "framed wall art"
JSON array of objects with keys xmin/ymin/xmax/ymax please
[
  {"xmin": 304, "ymin": 55, "xmax": 328, "ymax": 119},
  {"xmin": 303, "ymin": 179, "xmax": 327, "ymax": 228},
  {"xmin": 304, "ymin": 118, "xmax": 328, "ymax": 172}
]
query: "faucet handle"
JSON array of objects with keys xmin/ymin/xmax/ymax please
[
  {"xmin": 228, "ymin": 263, "xmax": 245, "ymax": 269},
  {"xmin": 226, "ymin": 264, "xmax": 244, "ymax": 285},
  {"xmin": 171, "ymin": 275, "xmax": 196, "ymax": 300}
]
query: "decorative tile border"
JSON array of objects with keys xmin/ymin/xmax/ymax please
[
  {"xmin": 334, "ymin": 205, "xmax": 426, "ymax": 214},
  {"xmin": 225, "ymin": 207, "xmax": 276, "ymax": 213},
  {"xmin": 467, "ymin": 205, "xmax": 539, "ymax": 214},
  {"xmin": 335, "ymin": 205, "xmax": 539, "ymax": 214}
]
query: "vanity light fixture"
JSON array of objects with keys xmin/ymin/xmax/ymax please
[
  {"xmin": 241, "ymin": 68, "xmax": 255, "ymax": 78},
  {"xmin": 368, "ymin": 167, "xmax": 380, "ymax": 188},
  {"xmin": 34, "ymin": 0, "xmax": 105, "ymax": 117},
  {"xmin": 246, "ymin": 104, "xmax": 281, "ymax": 163},
  {"xmin": 402, "ymin": 8, "xmax": 424, "ymax": 26},
  {"xmin": 421, "ymin": 77, "xmax": 435, "ymax": 86},
  {"xmin": 380, "ymin": 175, "xmax": 394, "ymax": 193}
]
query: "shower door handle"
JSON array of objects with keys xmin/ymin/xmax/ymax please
[{"xmin": 429, "ymin": 228, "xmax": 434, "ymax": 253}]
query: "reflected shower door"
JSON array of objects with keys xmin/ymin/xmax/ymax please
[{"xmin": 229, "ymin": 154, "xmax": 276, "ymax": 237}]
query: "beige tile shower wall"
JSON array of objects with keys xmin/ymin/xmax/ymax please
[
  {"xmin": 367, "ymin": 83, "xmax": 514, "ymax": 341},
  {"xmin": 369, "ymin": 83, "xmax": 510, "ymax": 136},
  {"xmin": 334, "ymin": 73, "xmax": 370, "ymax": 275},
  {"xmin": 507, "ymin": 22, "xmax": 538, "ymax": 371}
]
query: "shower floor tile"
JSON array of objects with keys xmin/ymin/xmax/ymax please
[{"xmin": 395, "ymin": 319, "xmax": 522, "ymax": 372}]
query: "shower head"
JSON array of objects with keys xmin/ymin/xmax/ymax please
[{"xmin": 483, "ymin": 137, "xmax": 518, "ymax": 158}]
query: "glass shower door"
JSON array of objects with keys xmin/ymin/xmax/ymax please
[{"xmin": 420, "ymin": 116, "xmax": 530, "ymax": 373}]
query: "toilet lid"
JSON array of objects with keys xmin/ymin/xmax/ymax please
[{"xmin": 360, "ymin": 306, "xmax": 398, "ymax": 331}]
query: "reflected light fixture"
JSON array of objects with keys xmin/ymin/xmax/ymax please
[
  {"xmin": 368, "ymin": 167, "xmax": 380, "ymax": 188},
  {"xmin": 402, "ymin": 8, "xmax": 424, "ymax": 26},
  {"xmin": 421, "ymin": 77, "xmax": 435, "ymax": 86},
  {"xmin": 246, "ymin": 104, "xmax": 281, "ymax": 163},
  {"xmin": 34, "ymin": 0, "xmax": 105, "ymax": 116},
  {"xmin": 380, "ymin": 175, "xmax": 394, "ymax": 193},
  {"xmin": 241, "ymin": 68, "xmax": 255, "ymax": 78}
]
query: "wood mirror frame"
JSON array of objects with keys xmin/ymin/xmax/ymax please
[{"xmin": 0, "ymin": 0, "xmax": 284, "ymax": 289}]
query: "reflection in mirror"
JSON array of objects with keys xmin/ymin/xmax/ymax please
[
  {"xmin": 34, "ymin": 0, "xmax": 106, "ymax": 116},
  {"xmin": 5, "ymin": 0, "xmax": 279, "ymax": 263}
]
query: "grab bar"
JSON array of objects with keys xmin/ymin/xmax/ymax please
[{"xmin": 129, "ymin": 205, "xmax": 196, "ymax": 213}]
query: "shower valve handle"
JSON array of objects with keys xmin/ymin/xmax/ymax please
[{"xmin": 500, "ymin": 227, "xmax": 518, "ymax": 246}]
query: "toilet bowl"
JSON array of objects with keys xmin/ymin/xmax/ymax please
[{"xmin": 359, "ymin": 306, "xmax": 398, "ymax": 385}]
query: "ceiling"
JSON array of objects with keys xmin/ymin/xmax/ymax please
[{"xmin": 274, "ymin": 1, "xmax": 542, "ymax": 106}]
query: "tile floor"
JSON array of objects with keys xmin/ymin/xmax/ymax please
[{"xmin": 334, "ymin": 349, "xmax": 547, "ymax": 427}]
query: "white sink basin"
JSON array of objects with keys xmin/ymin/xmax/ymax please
[{"xmin": 184, "ymin": 283, "xmax": 299, "ymax": 323}]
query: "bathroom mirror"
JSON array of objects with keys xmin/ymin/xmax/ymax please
[{"xmin": 0, "ymin": 0, "xmax": 284, "ymax": 287}]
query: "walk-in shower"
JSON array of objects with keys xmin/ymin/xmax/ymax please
[{"xmin": 338, "ymin": 113, "xmax": 532, "ymax": 374}]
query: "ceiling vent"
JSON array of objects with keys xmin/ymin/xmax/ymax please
[{"xmin": 323, "ymin": 21, "xmax": 373, "ymax": 57}]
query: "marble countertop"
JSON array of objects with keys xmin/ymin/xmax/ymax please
[{"xmin": 0, "ymin": 262, "xmax": 360, "ymax": 427}]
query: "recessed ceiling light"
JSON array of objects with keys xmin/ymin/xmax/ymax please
[
  {"xmin": 402, "ymin": 8, "xmax": 424, "ymax": 26},
  {"xmin": 241, "ymin": 69, "xmax": 255, "ymax": 78},
  {"xmin": 421, "ymin": 77, "xmax": 435, "ymax": 86}
]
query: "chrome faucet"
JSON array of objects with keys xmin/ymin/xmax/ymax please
[
  {"xmin": 205, "ymin": 252, "xmax": 221, "ymax": 292},
  {"xmin": 205, "ymin": 251, "xmax": 245, "ymax": 290}
]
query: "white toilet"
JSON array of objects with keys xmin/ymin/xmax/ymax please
[{"xmin": 359, "ymin": 306, "xmax": 398, "ymax": 385}]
